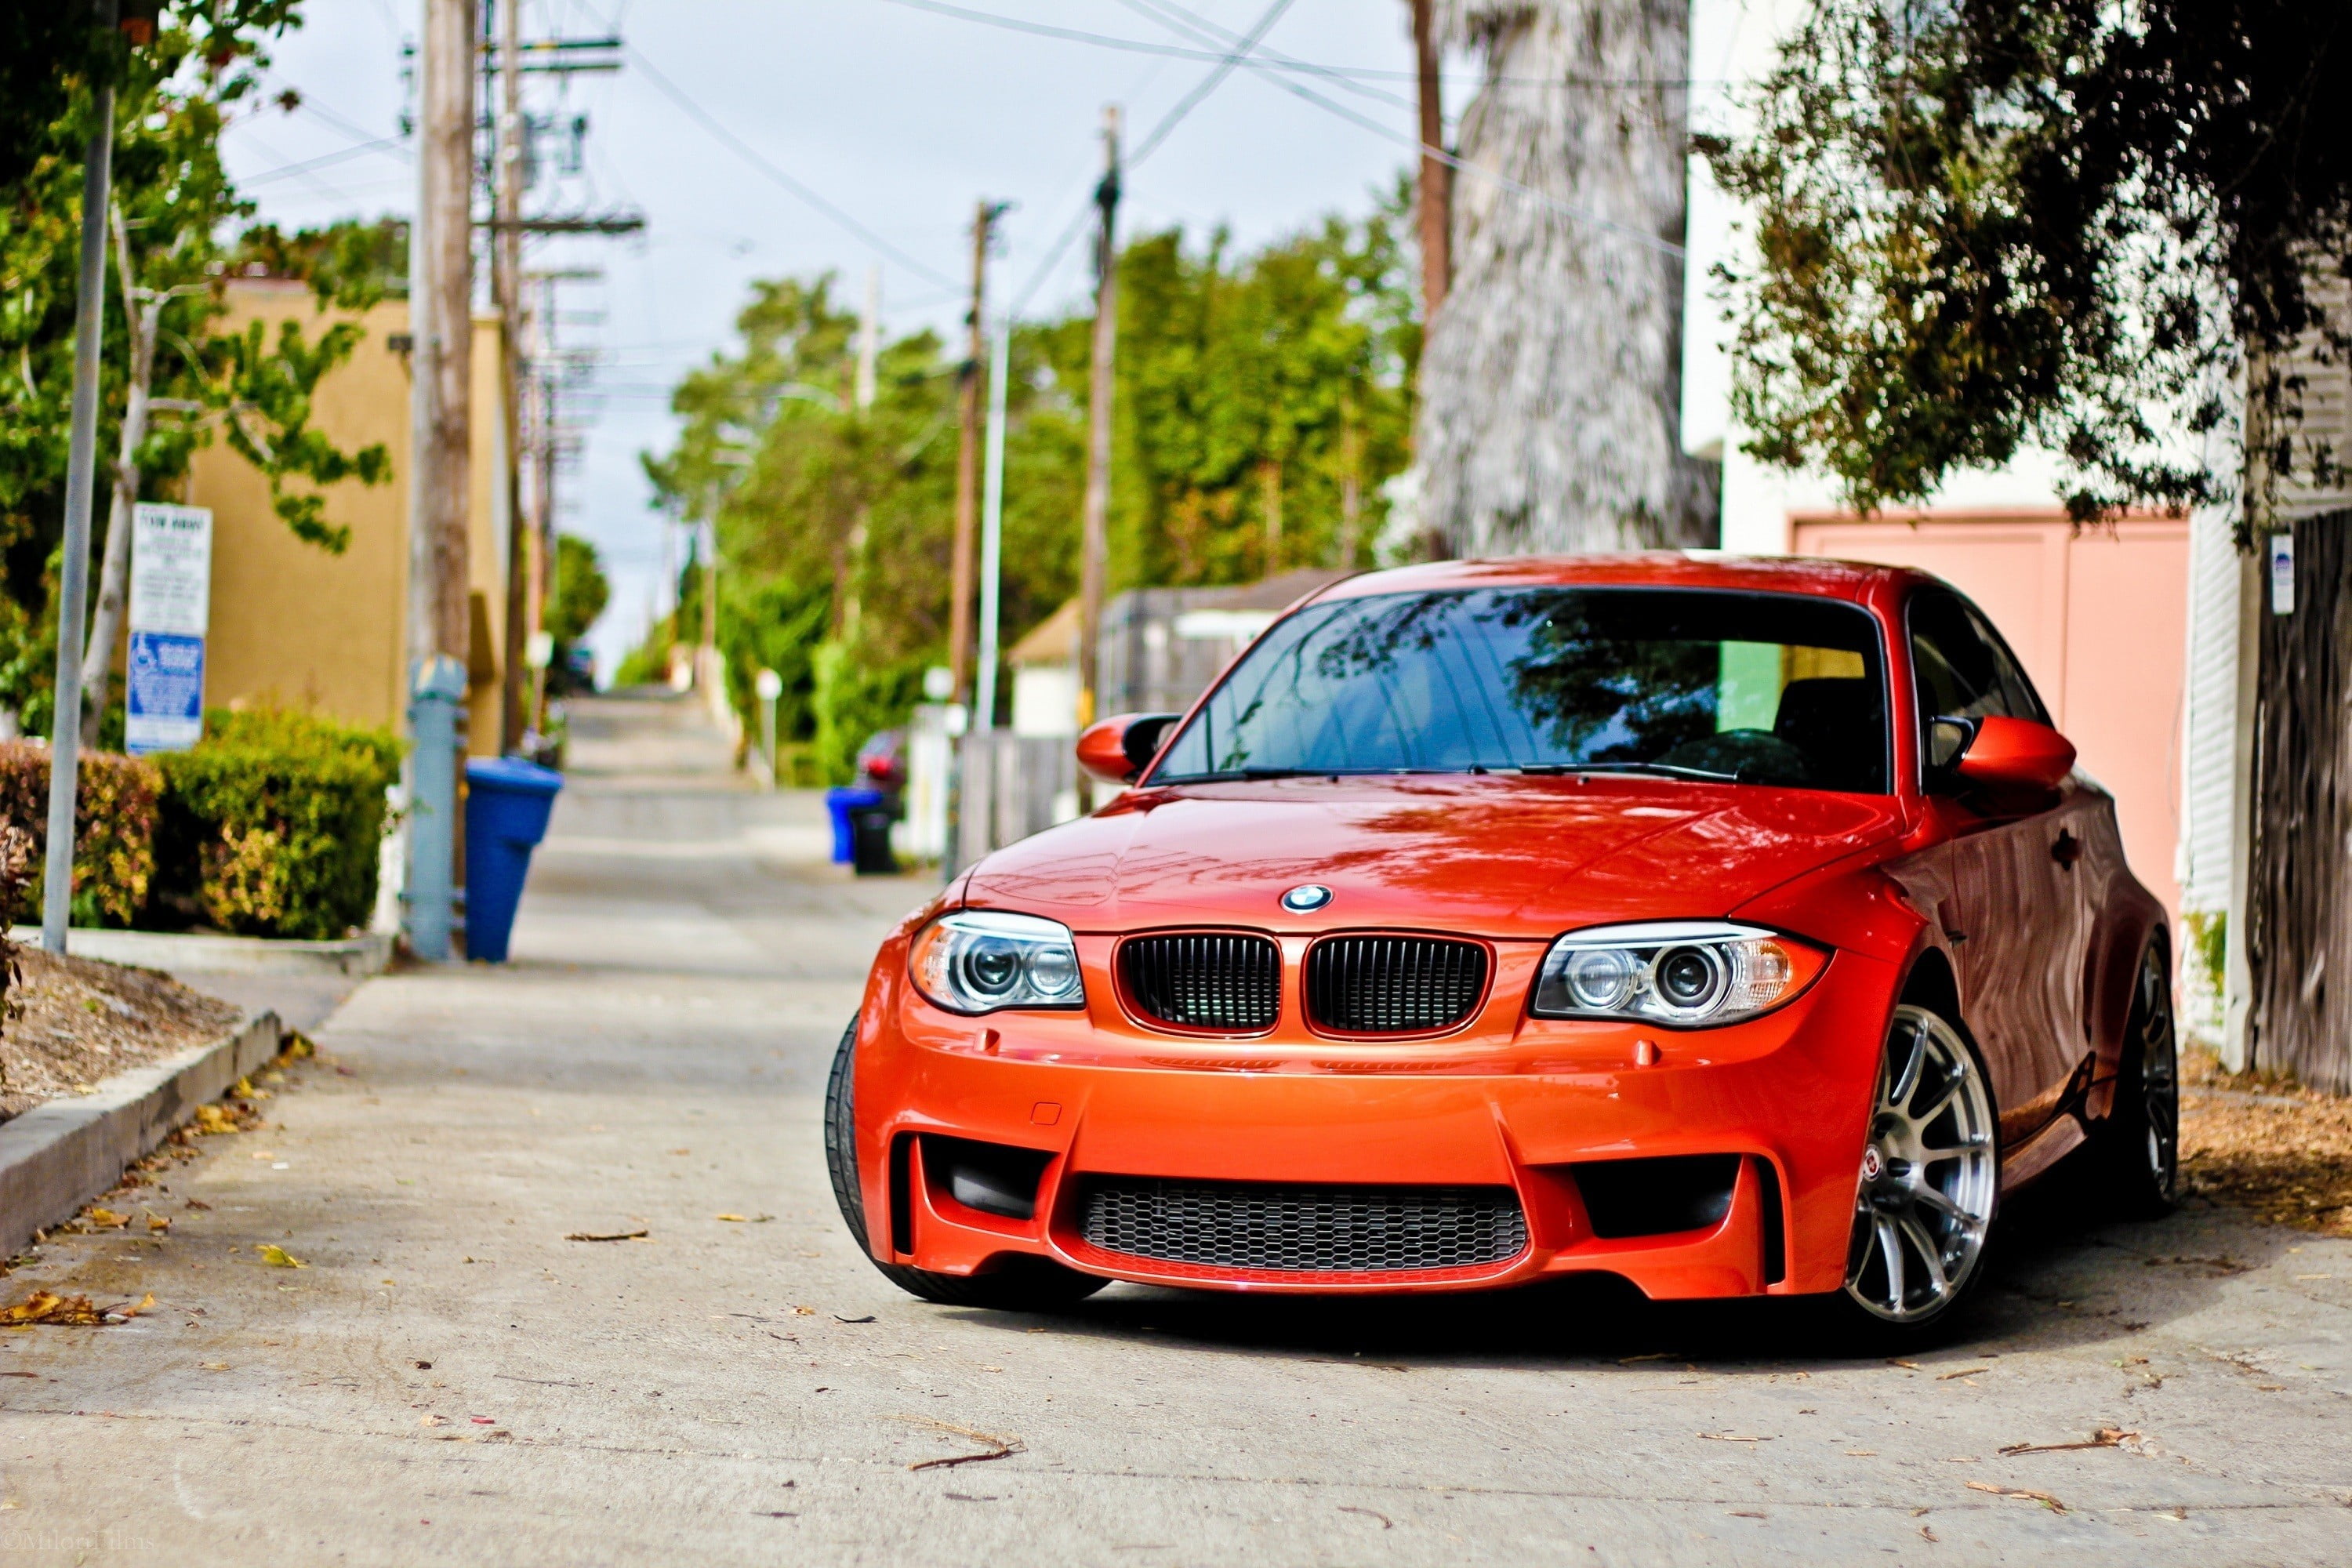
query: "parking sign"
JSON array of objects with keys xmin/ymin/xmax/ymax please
[{"xmin": 125, "ymin": 503, "xmax": 212, "ymax": 754}]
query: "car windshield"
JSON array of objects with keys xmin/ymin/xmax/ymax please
[{"xmin": 1149, "ymin": 586, "xmax": 1890, "ymax": 793}]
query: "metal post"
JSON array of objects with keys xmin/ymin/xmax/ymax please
[
  {"xmin": 405, "ymin": 655, "xmax": 469, "ymax": 960},
  {"xmin": 40, "ymin": 6, "xmax": 118, "ymax": 955},
  {"xmin": 754, "ymin": 667, "xmax": 782, "ymax": 790},
  {"xmin": 975, "ymin": 319, "xmax": 1011, "ymax": 732}
]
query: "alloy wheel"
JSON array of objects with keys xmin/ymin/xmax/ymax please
[{"xmin": 1845, "ymin": 1005, "xmax": 1998, "ymax": 1323}]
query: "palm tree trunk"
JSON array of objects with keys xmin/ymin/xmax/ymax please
[{"xmin": 1421, "ymin": 0, "xmax": 1715, "ymax": 555}]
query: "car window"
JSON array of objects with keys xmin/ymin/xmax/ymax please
[
  {"xmin": 1908, "ymin": 590, "xmax": 2049, "ymax": 735},
  {"xmin": 1148, "ymin": 586, "xmax": 1891, "ymax": 793}
]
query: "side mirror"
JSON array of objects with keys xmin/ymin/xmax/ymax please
[
  {"xmin": 1931, "ymin": 713, "xmax": 2076, "ymax": 793},
  {"xmin": 1076, "ymin": 712, "xmax": 1182, "ymax": 786}
]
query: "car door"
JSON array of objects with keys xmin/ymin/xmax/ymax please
[{"xmin": 1906, "ymin": 589, "xmax": 2092, "ymax": 1149}]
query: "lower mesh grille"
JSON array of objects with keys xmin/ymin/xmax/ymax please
[
  {"xmin": 1305, "ymin": 935, "xmax": 1488, "ymax": 1033},
  {"xmin": 1079, "ymin": 1178, "xmax": 1527, "ymax": 1272},
  {"xmin": 1120, "ymin": 933, "xmax": 1280, "ymax": 1031}
]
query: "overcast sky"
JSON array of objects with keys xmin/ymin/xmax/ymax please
[{"xmin": 223, "ymin": 0, "xmax": 1484, "ymax": 673}]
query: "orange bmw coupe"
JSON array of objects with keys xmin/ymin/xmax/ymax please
[{"xmin": 825, "ymin": 554, "xmax": 2179, "ymax": 1336}]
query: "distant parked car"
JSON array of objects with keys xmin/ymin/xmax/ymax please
[
  {"xmin": 826, "ymin": 555, "xmax": 2177, "ymax": 1341},
  {"xmin": 855, "ymin": 728, "xmax": 908, "ymax": 801}
]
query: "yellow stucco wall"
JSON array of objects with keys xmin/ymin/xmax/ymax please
[{"xmin": 180, "ymin": 280, "xmax": 505, "ymax": 751}]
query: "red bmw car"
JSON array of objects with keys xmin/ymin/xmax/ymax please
[{"xmin": 825, "ymin": 554, "xmax": 2180, "ymax": 1336}]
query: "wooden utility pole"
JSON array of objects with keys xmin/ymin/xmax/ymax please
[
  {"xmin": 1410, "ymin": 0, "xmax": 1450, "ymax": 318},
  {"xmin": 494, "ymin": 0, "xmax": 531, "ymax": 752},
  {"xmin": 410, "ymin": 0, "xmax": 475, "ymax": 673},
  {"xmin": 1076, "ymin": 107, "xmax": 1120, "ymax": 731},
  {"xmin": 947, "ymin": 201, "xmax": 999, "ymax": 705}
]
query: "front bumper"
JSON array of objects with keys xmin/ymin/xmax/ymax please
[{"xmin": 851, "ymin": 932, "xmax": 1897, "ymax": 1298}]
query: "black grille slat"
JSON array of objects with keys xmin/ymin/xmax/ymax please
[
  {"xmin": 1306, "ymin": 936, "xmax": 1486, "ymax": 1033},
  {"xmin": 1080, "ymin": 1178, "xmax": 1527, "ymax": 1272},
  {"xmin": 1120, "ymin": 934, "xmax": 1280, "ymax": 1031}
]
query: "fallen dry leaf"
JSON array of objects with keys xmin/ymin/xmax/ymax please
[
  {"xmin": 200, "ymin": 1361, "xmax": 229, "ymax": 1371},
  {"xmin": 1936, "ymin": 1367, "xmax": 1990, "ymax": 1381},
  {"xmin": 1966, "ymin": 1481, "xmax": 2066, "ymax": 1512},
  {"xmin": 254, "ymin": 1244, "xmax": 307, "ymax": 1269},
  {"xmin": 2180, "ymin": 1052, "xmax": 2352, "ymax": 1236},
  {"xmin": 1998, "ymin": 1426, "xmax": 2140, "ymax": 1457},
  {"xmin": 1698, "ymin": 1432, "xmax": 1774, "ymax": 1443},
  {"xmin": 144, "ymin": 1213, "xmax": 171, "ymax": 1233},
  {"xmin": 191, "ymin": 1105, "xmax": 243, "ymax": 1135},
  {"xmin": 419, "ymin": 1414, "xmax": 448, "ymax": 1427},
  {"xmin": 564, "ymin": 1229, "xmax": 649, "ymax": 1243},
  {"xmin": 1921, "ymin": 1525, "xmax": 1940, "ymax": 1542},
  {"xmin": 1337, "ymin": 1505, "xmax": 1393, "ymax": 1529},
  {"xmin": 1, "ymin": 1290, "xmax": 151, "ymax": 1326},
  {"xmin": 899, "ymin": 1415, "xmax": 1025, "ymax": 1472},
  {"xmin": 715, "ymin": 1214, "xmax": 750, "ymax": 1223},
  {"xmin": 84, "ymin": 1207, "xmax": 130, "ymax": 1230}
]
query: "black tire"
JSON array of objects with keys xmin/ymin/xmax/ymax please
[
  {"xmin": 2093, "ymin": 945, "xmax": 2180, "ymax": 1218},
  {"xmin": 1823, "ymin": 1000, "xmax": 2002, "ymax": 1345},
  {"xmin": 823, "ymin": 1021, "xmax": 1109, "ymax": 1310}
]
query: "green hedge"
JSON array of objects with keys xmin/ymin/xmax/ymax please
[
  {"xmin": 0, "ymin": 741, "xmax": 163, "ymax": 928},
  {"xmin": 154, "ymin": 710, "xmax": 403, "ymax": 940}
]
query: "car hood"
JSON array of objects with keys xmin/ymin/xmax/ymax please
[{"xmin": 961, "ymin": 775, "xmax": 1905, "ymax": 941}]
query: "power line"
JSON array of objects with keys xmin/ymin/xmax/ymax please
[
  {"xmin": 1011, "ymin": 0, "xmax": 1288, "ymax": 317},
  {"xmin": 620, "ymin": 41, "xmax": 961, "ymax": 292},
  {"xmin": 876, "ymin": 0, "xmax": 1715, "ymax": 89},
  {"xmin": 1128, "ymin": 0, "xmax": 1296, "ymax": 166},
  {"xmin": 1114, "ymin": 0, "xmax": 1410, "ymax": 112}
]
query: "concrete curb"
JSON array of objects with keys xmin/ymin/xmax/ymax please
[
  {"xmin": 9, "ymin": 927, "xmax": 393, "ymax": 978},
  {"xmin": 0, "ymin": 1010, "xmax": 285, "ymax": 1257}
]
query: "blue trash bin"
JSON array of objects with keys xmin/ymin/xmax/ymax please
[
  {"xmin": 464, "ymin": 757, "xmax": 564, "ymax": 963},
  {"xmin": 823, "ymin": 786, "xmax": 886, "ymax": 865}
]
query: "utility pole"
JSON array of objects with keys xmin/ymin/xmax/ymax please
[
  {"xmin": 855, "ymin": 265, "xmax": 880, "ymax": 415},
  {"xmin": 1410, "ymin": 0, "xmax": 1450, "ymax": 318},
  {"xmin": 975, "ymin": 313, "xmax": 1011, "ymax": 731},
  {"xmin": 495, "ymin": 0, "xmax": 531, "ymax": 753},
  {"xmin": 39, "ymin": 0, "xmax": 119, "ymax": 956},
  {"xmin": 411, "ymin": 0, "xmax": 475, "ymax": 677},
  {"xmin": 947, "ymin": 201, "xmax": 1002, "ymax": 705},
  {"xmin": 405, "ymin": 0, "xmax": 476, "ymax": 963},
  {"xmin": 1076, "ymin": 107, "xmax": 1120, "ymax": 733}
]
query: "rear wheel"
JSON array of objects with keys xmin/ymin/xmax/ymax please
[
  {"xmin": 823, "ymin": 1021, "xmax": 1107, "ymax": 1310},
  {"xmin": 2093, "ymin": 946, "xmax": 2180, "ymax": 1218},
  {"xmin": 1838, "ymin": 1004, "xmax": 2000, "ymax": 1336}
]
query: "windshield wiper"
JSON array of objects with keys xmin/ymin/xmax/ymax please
[{"xmin": 1513, "ymin": 761, "xmax": 1743, "ymax": 782}]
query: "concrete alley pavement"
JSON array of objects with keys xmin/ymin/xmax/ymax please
[{"xmin": 0, "ymin": 694, "xmax": 2347, "ymax": 1565}]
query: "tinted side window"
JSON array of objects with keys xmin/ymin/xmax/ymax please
[{"xmin": 1908, "ymin": 590, "xmax": 2049, "ymax": 732}]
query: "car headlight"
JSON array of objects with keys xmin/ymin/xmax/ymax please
[
  {"xmin": 1531, "ymin": 921, "xmax": 1824, "ymax": 1028},
  {"xmin": 909, "ymin": 910, "xmax": 1086, "ymax": 1014}
]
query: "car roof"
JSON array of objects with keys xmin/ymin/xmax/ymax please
[{"xmin": 1310, "ymin": 551, "xmax": 1920, "ymax": 607}]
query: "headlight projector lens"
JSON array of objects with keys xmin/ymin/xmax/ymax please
[
  {"xmin": 910, "ymin": 911, "xmax": 1087, "ymax": 1014},
  {"xmin": 1531, "ymin": 921, "xmax": 1820, "ymax": 1028}
]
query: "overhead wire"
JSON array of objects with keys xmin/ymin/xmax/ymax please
[
  {"xmin": 619, "ymin": 40, "xmax": 961, "ymax": 292},
  {"xmin": 1112, "ymin": 0, "xmax": 1412, "ymax": 112},
  {"xmin": 1011, "ymin": 0, "xmax": 1291, "ymax": 319},
  {"xmin": 878, "ymin": 0, "xmax": 1706, "ymax": 89}
]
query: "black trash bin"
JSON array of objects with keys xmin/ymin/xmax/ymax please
[{"xmin": 848, "ymin": 803, "xmax": 898, "ymax": 876}]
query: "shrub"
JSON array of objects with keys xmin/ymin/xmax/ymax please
[
  {"xmin": 0, "ymin": 742, "xmax": 162, "ymax": 928},
  {"xmin": 154, "ymin": 710, "xmax": 402, "ymax": 940}
]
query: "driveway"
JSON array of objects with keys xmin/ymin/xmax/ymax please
[{"xmin": 1, "ymin": 694, "xmax": 2345, "ymax": 1564}]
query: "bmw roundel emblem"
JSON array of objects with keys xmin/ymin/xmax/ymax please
[{"xmin": 1280, "ymin": 884, "xmax": 1334, "ymax": 913}]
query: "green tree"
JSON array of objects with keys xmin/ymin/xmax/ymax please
[
  {"xmin": 640, "ymin": 196, "xmax": 1419, "ymax": 781},
  {"xmin": 545, "ymin": 534, "xmax": 609, "ymax": 646},
  {"xmin": 0, "ymin": 4, "xmax": 389, "ymax": 739},
  {"xmin": 1705, "ymin": 0, "xmax": 2351, "ymax": 529}
]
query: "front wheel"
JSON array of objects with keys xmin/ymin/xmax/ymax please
[
  {"xmin": 822, "ymin": 1021, "xmax": 1108, "ymax": 1311},
  {"xmin": 1838, "ymin": 1003, "xmax": 2000, "ymax": 1336},
  {"xmin": 2092, "ymin": 946, "xmax": 2180, "ymax": 1218}
]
